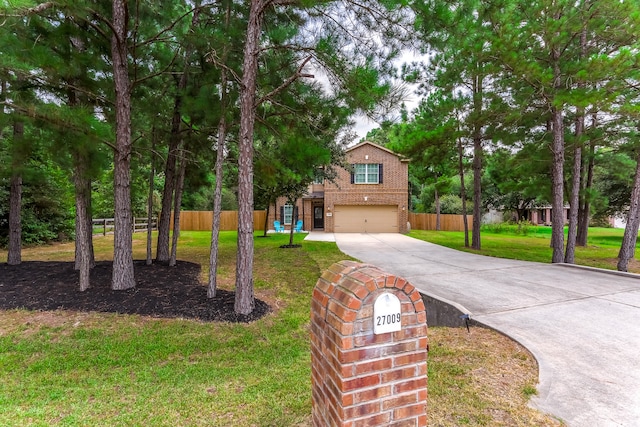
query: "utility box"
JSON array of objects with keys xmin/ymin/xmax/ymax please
[{"xmin": 310, "ymin": 261, "xmax": 428, "ymax": 426}]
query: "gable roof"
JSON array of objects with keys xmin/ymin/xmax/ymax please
[{"xmin": 346, "ymin": 140, "xmax": 410, "ymax": 163}]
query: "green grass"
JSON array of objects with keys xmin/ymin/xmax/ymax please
[
  {"xmin": 409, "ymin": 226, "xmax": 639, "ymax": 273},
  {"xmin": 0, "ymin": 231, "xmax": 560, "ymax": 426}
]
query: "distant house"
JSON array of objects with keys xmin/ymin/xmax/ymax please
[
  {"xmin": 527, "ymin": 206, "xmax": 569, "ymax": 226},
  {"xmin": 269, "ymin": 141, "xmax": 410, "ymax": 233}
]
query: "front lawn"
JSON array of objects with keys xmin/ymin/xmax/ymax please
[
  {"xmin": 0, "ymin": 232, "xmax": 560, "ymax": 426},
  {"xmin": 409, "ymin": 226, "xmax": 640, "ymax": 273}
]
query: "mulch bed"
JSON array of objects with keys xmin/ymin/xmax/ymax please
[{"xmin": 0, "ymin": 260, "xmax": 270, "ymax": 323}]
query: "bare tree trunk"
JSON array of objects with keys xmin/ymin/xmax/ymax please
[
  {"xmin": 74, "ymin": 163, "xmax": 91, "ymax": 291},
  {"xmin": 434, "ymin": 186, "xmax": 441, "ymax": 231},
  {"xmin": 471, "ymin": 73, "xmax": 483, "ymax": 250},
  {"xmin": 565, "ymin": 124, "xmax": 583, "ymax": 263},
  {"xmin": 577, "ymin": 117, "xmax": 596, "ymax": 246},
  {"xmin": 262, "ymin": 204, "xmax": 270, "ymax": 238},
  {"xmin": 618, "ymin": 135, "xmax": 640, "ymax": 272},
  {"xmin": 235, "ymin": 0, "xmax": 266, "ymax": 315},
  {"xmin": 73, "ymin": 150, "xmax": 93, "ymax": 290},
  {"xmin": 208, "ymin": 118, "xmax": 228, "ymax": 298},
  {"xmin": 208, "ymin": 3, "xmax": 229, "ymax": 299},
  {"xmin": 617, "ymin": 154, "xmax": 640, "ymax": 271},
  {"xmin": 156, "ymin": 87, "xmax": 184, "ymax": 262},
  {"xmin": 146, "ymin": 127, "xmax": 156, "ymax": 265},
  {"xmin": 111, "ymin": 0, "xmax": 135, "ymax": 290},
  {"xmin": 169, "ymin": 149, "xmax": 187, "ymax": 267},
  {"xmin": 565, "ymin": 25, "xmax": 587, "ymax": 263},
  {"xmin": 549, "ymin": 36, "xmax": 566, "ymax": 264},
  {"xmin": 458, "ymin": 136, "xmax": 469, "ymax": 247},
  {"xmin": 73, "ymin": 152, "xmax": 95, "ymax": 271},
  {"xmin": 8, "ymin": 173, "xmax": 22, "ymax": 266},
  {"xmin": 7, "ymin": 120, "xmax": 24, "ymax": 266},
  {"xmin": 288, "ymin": 204, "xmax": 297, "ymax": 246}
]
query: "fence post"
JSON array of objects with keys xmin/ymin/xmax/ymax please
[
  {"xmin": 310, "ymin": 261, "xmax": 428, "ymax": 426},
  {"xmin": 103, "ymin": 218, "xmax": 107, "ymax": 236}
]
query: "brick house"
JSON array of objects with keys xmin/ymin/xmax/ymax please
[{"xmin": 269, "ymin": 141, "xmax": 410, "ymax": 233}]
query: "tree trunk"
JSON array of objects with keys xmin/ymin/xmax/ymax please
[
  {"xmin": 549, "ymin": 37, "xmax": 566, "ymax": 264},
  {"xmin": 550, "ymin": 105, "xmax": 565, "ymax": 264},
  {"xmin": 208, "ymin": 3, "xmax": 229, "ymax": 299},
  {"xmin": 73, "ymin": 152, "xmax": 95, "ymax": 271},
  {"xmin": 169, "ymin": 149, "xmax": 187, "ymax": 267},
  {"xmin": 617, "ymin": 146, "xmax": 640, "ymax": 272},
  {"xmin": 68, "ymin": 78, "xmax": 95, "ymax": 273},
  {"xmin": 262, "ymin": 204, "xmax": 270, "ymax": 238},
  {"xmin": 146, "ymin": 127, "xmax": 156, "ymax": 265},
  {"xmin": 471, "ymin": 73, "xmax": 483, "ymax": 250},
  {"xmin": 156, "ymin": 7, "xmax": 201, "ymax": 263},
  {"xmin": 288, "ymin": 204, "xmax": 297, "ymax": 246},
  {"xmin": 434, "ymin": 186, "xmax": 441, "ymax": 231},
  {"xmin": 156, "ymin": 84, "xmax": 185, "ymax": 262},
  {"xmin": 73, "ymin": 150, "xmax": 93, "ymax": 290},
  {"xmin": 208, "ymin": 117, "xmax": 228, "ymax": 298},
  {"xmin": 235, "ymin": 0, "xmax": 266, "ymax": 315},
  {"xmin": 74, "ymin": 161, "xmax": 91, "ymax": 291},
  {"xmin": 458, "ymin": 136, "xmax": 469, "ymax": 247},
  {"xmin": 7, "ymin": 173, "xmax": 22, "ymax": 266},
  {"xmin": 565, "ymin": 112, "xmax": 584, "ymax": 263},
  {"xmin": 566, "ymin": 24, "xmax": 587, "ymax": 263},
  {"xmin": 7, "ymin": 120, "xmax": 24, "ymax": 266},
  {"xmin": 111, "ymin": 0, "xmax": 136, "ymax": 290},
  {"xmin": 577, "ymin": 118, "xmax": 596, "ymax": 246}
]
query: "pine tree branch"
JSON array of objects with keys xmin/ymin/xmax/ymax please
[
  {"xmin": 2, "ymin": 100, "xmax": 117, "ymax": 151},
  {"xmin": 205, "ymin": 51, "xmax": 243, "ymax": 86},
  {"xmin": 0, "ymin": 2, "xmax": 54, "ymax": 17},
  {"xmin": 255, "ymin": 55, "xmax": 314, "ymax": 107}
]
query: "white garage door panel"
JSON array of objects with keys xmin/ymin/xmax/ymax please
[{"xmin": 334, "ymin": 205, "xmax": 398, "ymax": 233}]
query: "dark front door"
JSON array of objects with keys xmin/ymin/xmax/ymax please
[{"xmin": 314, "ymin": 205, "xmax": 324, "ymax": 229}]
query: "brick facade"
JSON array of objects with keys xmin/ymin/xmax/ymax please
[
  {"xmin": 269, "ymin": 141, "xmax": 409, "ymax": 233},
  {"xmin": 311, "ymin": 261, "xmax": 428, "ymax": 427}
]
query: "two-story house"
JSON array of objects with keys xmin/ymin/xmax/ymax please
[{"xmin": 269, "ymin": 141, "xmax": 410, "ymax": 233}]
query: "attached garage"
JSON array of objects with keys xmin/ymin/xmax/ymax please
[{"xmin": 333, "ymin": 205, "xmax": 398, "ymax": 233}]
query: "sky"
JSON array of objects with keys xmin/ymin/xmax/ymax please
[{"xmin": 350, "ymin": 50, "xmax": 424, "ymax": 144}]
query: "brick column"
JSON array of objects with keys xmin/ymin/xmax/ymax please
[{"xmin": 311, "ymin": 260, "xmax": 428, "ymax": 427}]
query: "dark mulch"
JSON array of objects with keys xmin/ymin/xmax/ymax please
[{"xmin": 0, "ymin": 260, "xmax": 270, "ymax": 323}]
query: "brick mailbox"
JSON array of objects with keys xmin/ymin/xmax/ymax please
[{"xmin": 311, "ymin": 260, "xmax": 428, "ymax": 427}]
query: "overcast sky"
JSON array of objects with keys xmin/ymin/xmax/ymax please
[{"xmin": 350, "ymin": 50, "xmax": 424, "ymax": 144}]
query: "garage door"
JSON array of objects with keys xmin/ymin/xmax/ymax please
[{"xmin": 333, "ymin": 205, "xmax": 398, "ymax": 233}]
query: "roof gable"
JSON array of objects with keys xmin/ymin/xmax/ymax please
[{"xmin": 347, "ymin": 140, "xmax": 409, "ymax": 163}]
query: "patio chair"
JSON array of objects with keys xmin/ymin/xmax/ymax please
[
  {"xmin": 293, "ymin": 220, "xmax": 303, "ymax": 233},
  {"xmin": 273, "ymin": 220, "xmax": 285, "ymax": 233}
]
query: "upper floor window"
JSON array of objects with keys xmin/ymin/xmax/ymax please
[{"xmin": 353, "ymin": 163, "xmax": 382, "ymax": 184}]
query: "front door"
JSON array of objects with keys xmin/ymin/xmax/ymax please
[{"xmin": 313, "ymin": 205, "xmax": 324, "ymax": 229}]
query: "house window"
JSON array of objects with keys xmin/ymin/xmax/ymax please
[
  {"xmin": 354, "ymin": 164, "xmax": 381, "ymax": 184},
  {"xmin": 283, "ymin": 204, "xmax": 294, "ymax": 225}
]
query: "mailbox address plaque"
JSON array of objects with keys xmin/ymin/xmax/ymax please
[{"xmin": 373, "ymin": 293, "xmax": 402, "ymax": 334}]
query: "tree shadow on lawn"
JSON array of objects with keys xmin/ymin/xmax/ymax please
[{"xmin": 0, "ymin": 260, "xmax": 270, "ymax": 323}]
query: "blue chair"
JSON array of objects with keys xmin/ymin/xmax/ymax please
[
  {"xmin": 273, "ymin": 220, "xmax": 285, "ymax": 233},
  {"xmin": 293, "ymin": 220, "xmax": 303, "ymax": 233}
]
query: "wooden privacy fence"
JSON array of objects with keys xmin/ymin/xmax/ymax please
[
  {"xmin": 175, "ymin": 210, "xmax": 267, "ymax": 232},
  {"xmin": 178, "ymin": 211, "xmax": 468, "ymax": 232},
  {"xmin": 409, "ymin": 213, "xmax": 473, "ymax": 232}
]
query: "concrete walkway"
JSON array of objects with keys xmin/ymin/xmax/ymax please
[{"xmin": 332, "ymin": 233, "xmax": 640, "ymax": 427}]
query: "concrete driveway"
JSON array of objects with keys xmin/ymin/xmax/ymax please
[{"xmin": 332, "ymin": 233, "xmax": 640, "ymax": 427}]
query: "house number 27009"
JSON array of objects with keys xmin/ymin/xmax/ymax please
[
  {"xmin": 373, "ymin": 293, "xmax": 402, "ymax": 334},
  {"xmin": 376, "ymin": 313, "xmax": 401, "ymax": 326}
]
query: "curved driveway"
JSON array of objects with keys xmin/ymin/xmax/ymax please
[{"xmin": 332, "ymin": 233, "xmax": 640, "ymax": 427}]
